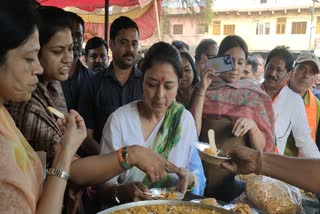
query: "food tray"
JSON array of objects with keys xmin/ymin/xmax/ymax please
[{"xmin": 97, "ymin": 200, "xmax": 235, "ymax": 214}]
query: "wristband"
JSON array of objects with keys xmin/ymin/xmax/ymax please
[
  {"xmin": 117, "ymin": 147, "xmax": 132, "ymax": 170},
  {"xmin": 47, "ymin": 168, "xmax": 70, "ymax": 181}
]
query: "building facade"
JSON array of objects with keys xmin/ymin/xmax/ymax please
[{"xmin": 141, "ymin": 0, "xmax": 320, "ymax": 54}]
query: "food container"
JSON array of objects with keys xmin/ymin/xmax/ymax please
[
  {"xmin": 97, "ymin": 200, "xmax": 235, "ymax": 214},
  {"xmin": 144, "ymin": 188, "xmax": 184, "ymax": 200},
  {"xmin": 194, "ymin": 142, "xmax": 231, "ymax": 166}
]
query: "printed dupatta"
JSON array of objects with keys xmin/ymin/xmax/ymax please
[{"xmin": 137, "ymin": 101, "xmax": 185, "ymax": 187}]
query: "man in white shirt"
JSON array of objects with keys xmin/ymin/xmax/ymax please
[{"xmin": 261, "ymin": 46, "xmax": 320, "ymax": 158}]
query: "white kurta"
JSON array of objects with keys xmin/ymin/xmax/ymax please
[
  {"xmin": 100, "ymin": 101, "xmax": 206, "ymax": 195},
  {"xmin": 273, "ymin": 86, "xmax": 320, "ymax": 158}
]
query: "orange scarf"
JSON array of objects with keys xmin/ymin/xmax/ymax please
[{"xmin": 305, "ymin": 88, "xmax": 317, "ymax": 142}]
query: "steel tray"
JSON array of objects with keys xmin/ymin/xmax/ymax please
[{"xmin": 97, "ymin": 200, "xmax": 235, "ymax": 214}]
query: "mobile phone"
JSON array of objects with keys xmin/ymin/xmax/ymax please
[{"xmin": 205, "ymin": 55, "xmax": 234, "ymax": 73}]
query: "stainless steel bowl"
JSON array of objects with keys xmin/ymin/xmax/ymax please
[{"xmin": 97, "ymin": 200, "xmax": 235, "ymax": 214}]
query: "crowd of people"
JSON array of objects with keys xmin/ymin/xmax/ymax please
[{"xmin": 1, "ymin": 0, "xmax": 320, "ymax": 213}]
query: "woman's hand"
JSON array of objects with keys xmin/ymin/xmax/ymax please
[
  {"xmin": 199, "ymin": 67, "xmax": 218, "ymax": 92},
  {"xmin": 117, "ymin": 182, "xmax": 152, "ymax": 202},
  {"xmin": 232, "ymin": 118, "xmax": 257, "ymax": 137},
  {"xmin": 127, "ymin": 145, "xmax": 181, "ymax": 183},
  {"xmin": 170, "ymin": 168, "xmax": 194, "ymax": 194},
  {"xmin": 56, "ymin": 109, "xmax": 87, "ymax": 157}
]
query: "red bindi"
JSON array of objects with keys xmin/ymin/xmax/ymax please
[{"xmin": 160, "ymin": 76, "xmax": 166, "ymax": 83}]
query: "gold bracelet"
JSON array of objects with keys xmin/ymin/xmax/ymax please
[
  {"xmin": 187, "ymin": 173, "xmax": 197, "ymax": 191},
  {"xmin": 47, "ymin": 168, "xmax": 70, "ymax": 181}
]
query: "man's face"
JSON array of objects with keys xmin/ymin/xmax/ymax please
[
  {"xmin": 290, "ymin": 61, "xmax": 318, "ymax": 96},
  {"xmin": 109, "ymin": 28, "xmax": 139, "ymax": 69},
  {"xmin": 71, "ymin": 22, "xmax": 84, "ymax": 59},
  {"xmin": 242, "ymin": 64, "xmax": 255, "ymax": 80},
  {"xmin": 264, "ymin": 56, "xmax": 290, "ymax": 91},
  {"xmin": 206, "ymin": 44, "xmax": 218, "ymax": 58},
  {"xmin": 85, "ymin": 44, "xmax": 108, "ymax": 72},
  {"xmin": 255, "ymin": 56, "xmax": 265, "ymax": 80}
]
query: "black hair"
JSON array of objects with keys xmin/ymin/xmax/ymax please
[
  {"xmin": 141, "ymin": 42, "xmax": 183, "ymax": 80},
  {"xmin": 0, "ymin": 0, "xmax": 39, "ymax": 64},
  {"xmin": 172, "ymin": 40, "xmax": 190, "ymax": 51},
  {"xmin": 195, "ymin": 39, "xmax": 217, "ymax": 62},
  {"xmin": 37, "ymin": 6, "xmax": 72, "ymax": 47},
  {"xmin": 218, "ymin": 35, "xmax": 248, "ymax": 59},
  {"xmin": 180, "ymin": 51, "xmax": 200, "ymax": 86},
  {"xmin": 65, "ymin": 11, "xmax": 85, "ymax": 33},
  {"xmin": 246, "ymin": 55, "xmax": 259, "ymax": 73},
  {"xmin": 265, "ymin": 46, "xmax": 294, "ymax": 72},
  {"xmin": 110, "ymin": 16, "xmax": 139, "ymax": 41},
  {"xmin": 85, "ymin": 37, "xmax": 108, "ymax": 55}
]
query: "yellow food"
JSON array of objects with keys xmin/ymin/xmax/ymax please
[
  {"xmin": 204, "ymin": 148, "xmax": 217, "ymax": 156},
  {"xmin": 236, "ymin": 173, "xmax": 257, "ymax": 182},
  {"xmin": 112, "ymin": 205, "xmax": 222, "ymax": 214},
  {"xmin": 164, "ymin": 192, "xmax": 179, "ymax": 200},
  {"xmin": 47, "ymin": 106, "xmax": 64, "ymax": 119},
  {"xmin": 246, "ymin": 176, "xmax": 301, "ymax": 214},
  {"xmin": 200, "ymin": 198, "xmax": 218, "ymax": 206},
  {"xmin": 231, "ymin": 203, "xmax": 252, "ymax": 214}
]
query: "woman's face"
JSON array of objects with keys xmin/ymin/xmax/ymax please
[
  {"xmin": 39, "ymin": 28, "xmax": 73, "ymax": 82},
  {"xmin": 0, "ymin": 30, "xmax": 43, "ymax": 104},
  {"xmin": 179, "ymin": 56, "xmax": 194, "ymax": 89},
  {"xmin": 220, "ymin": 46, "xmax": 246, "ymax": 83},
  {"xmin": 143, "ymin": 62, "xmax": 179, "ymax": 115}
]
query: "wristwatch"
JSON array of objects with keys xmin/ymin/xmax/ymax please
[{"xmin": 112, "ymin": 185, "xmax": 121, "ymax": 204}]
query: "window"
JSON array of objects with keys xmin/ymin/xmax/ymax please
[
  {"xmin": 223, "ymin": 24, "xmax": 235, "ymax": 35},
  {"xmin": 276, "ymin": 18, "xmax": 286, "ymax": 34},
  {"xmin": 291, "ymin": 22, "xmax": 307, "ymax": 34},
  {"xmin": 212, "ymin": 21, "xmax": 221, "ymax": 35},
  {"xmin": 196, "ymin": 23, "xmax": 209, "ymax": 34},
  {"xmin": 265, "ymin": 22, "xmax": 270, "ymax": 35},
  {"xmin": 316, "ymin": 16, "xmax": 320, "ymax": 34},
  {"xmin": 260, "ymin": 0, "xmax": 267, "ymax": 3},
  {"xmin": 256, "ymin": 23, "xmax": 264, "ymax": 35},
  {"xmin": 173, "ymin": 24, "xmax": 183, "ymax": 35},
  {"xmin": 162, "ymin": 19, "xmax": 170, "ymax": 35},
  {"xmin": 256, "ymin": 22, "xmax": 270, "ymax": 35}
]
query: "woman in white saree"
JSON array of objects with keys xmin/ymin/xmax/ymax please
[{"xmin": 98, "ymin": 42, "xmax": 206, "ymax": 204}]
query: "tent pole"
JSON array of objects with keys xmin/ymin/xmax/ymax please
[
  {"xmin": 154, "ymin": 0, "xmax": 161, "ymax": 41},
  {"xmin": 105, "ymin": 0, "xmax": 109, "ymax": 41}
]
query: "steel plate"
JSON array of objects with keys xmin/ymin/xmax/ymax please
[{"xmin": 97, "ymin": 200, "xmax": 235, "ymax": 214}]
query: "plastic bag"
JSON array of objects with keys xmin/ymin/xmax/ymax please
[{"xmin": 245, "ymin": 175, "xmax": 302, "ymax": 214}]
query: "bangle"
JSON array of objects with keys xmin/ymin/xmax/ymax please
[
  {"xmin": 112, "ymin": 185, "xmax": 121, "ymax": 204},
  {"xmin": 117, "ymin": 147, "xmax": 132, "ymax": 170},
  {"xmin": 47, "ymin": 168, "xmax": 70, "ymax": 181},
  {"xmin": 254, "ymin": 151, "xmax": 263, "ymax": 175},
  {"xmin": 187, "ymin": 173, "xmax": 197, "ymax": 191}
]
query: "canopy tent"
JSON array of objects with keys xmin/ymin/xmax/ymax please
[
  {"xmin": 37, "ymin": 0, "xmax": 161, "ymax": 41},
  {"xmin": 38, "ymin": 0, "xmax": 146, "ymax": 11}
]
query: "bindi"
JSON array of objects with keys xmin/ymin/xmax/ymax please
[{"xmin": 160, "ymin": 76, "xmax": 166, "ymax": 83}]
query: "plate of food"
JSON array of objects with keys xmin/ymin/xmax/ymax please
[
  {"xmin": 97, "ymin": 200, "xmax": 234, "ymax": 214},
  {"xmin": 195, "ymin": 129, "xmax": 231, "ymax": 166},
  {"xmin": 144, "ymin": 188, "xmax": 184, "ymax": 200}
]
